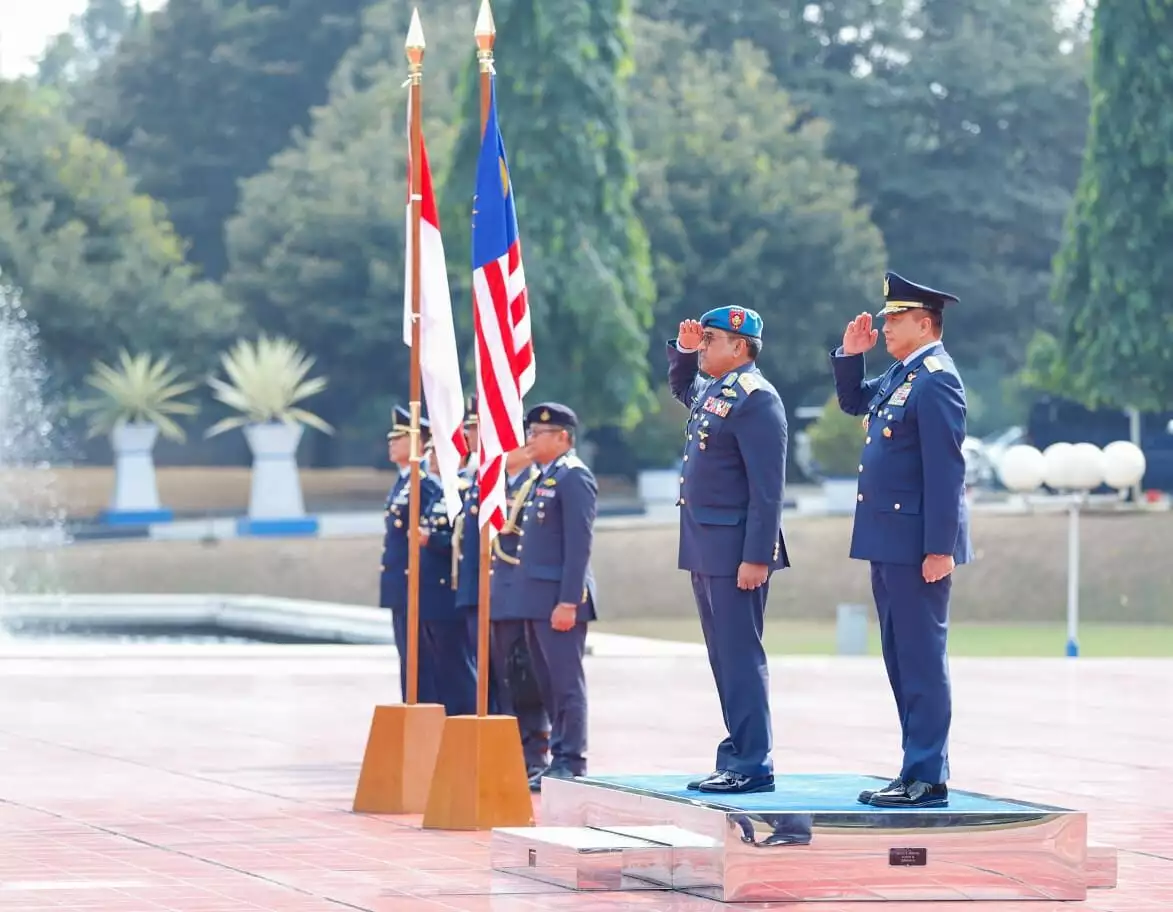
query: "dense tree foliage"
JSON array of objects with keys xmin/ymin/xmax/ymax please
[
  {"xmin": 442, "ymin": 0, "xmax": 655, "ymax": 429},
  {"xmin": 1048, "ymin": 0, "xmax": 1173, "ymax": 410},
  {"xmin": 82, "ymin": 0, "xmax": 374, "ymax": 279},
  {"xmin": 0, "ymin": 82, "xmax": 236, "ymax": 394}
]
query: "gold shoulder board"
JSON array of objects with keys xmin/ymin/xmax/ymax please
[
  {"xmin": 924, "ymin": 356, "xmax": 943, "ymax": 373},
  {"xmin": 737, "ymin": 373, "xmax": 764, "ymax": 394}
]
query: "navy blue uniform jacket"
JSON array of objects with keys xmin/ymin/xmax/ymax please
[
  {"xmin": 489, "ymin": 466, "xmax": 542, "ymax": 620},
  {"xmin": 666, "ymin": 342, "xmax": 790, "ymax": 577},
  {"xmin": 830, "ymin": 343, "xmax": 974, "ymax": 566},
  {"xmin": 514, "ymin": 453, "xmax": 598, "ymax": 623},
  {"xmin": 452, "ymin": 468, "xmax": 480, "ymax": 609}
]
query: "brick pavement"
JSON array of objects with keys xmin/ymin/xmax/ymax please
[{"xmin": 0, "ymin": 646, "xmax": 1169, "ymax": 910}]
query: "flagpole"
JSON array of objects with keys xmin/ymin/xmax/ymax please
[
  {"xmin": 405, "ymin": 8, "xmax": 426, "ymax": 706},
  {"xmin": 473, "ymin": 0, "xmax": 496, "ymax": 719}
]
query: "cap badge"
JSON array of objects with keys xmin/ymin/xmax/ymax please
[
  {"xmin": 729, "ymin": 308, "xmax": 745, "ymax": 330},
  {"xmin": 539, "ymin": 409, "xmax": 550, "ymax": 421},
  {"xmin": 883, "ymin": 274, "xmax": 890, "ymax": 297}
]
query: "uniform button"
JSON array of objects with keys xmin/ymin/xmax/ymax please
[
  {"xmin": 865, "ymin": 436, "xmax": 872, "ymax": 444},
  {"xmin": 687, "ymin": 434, "xmax": 693, "ymax": 440},
  {"xmin": 458, "ymin": 554, "xmax": 463, "ymax": 561},
  {"xmin": 857, "ymin": 493, "xmax": 864, "ymax": 502},
  {"xmin": 519, "ymin": 529, "xmax": 525, "ymax": 536},
  {"xmin": 894, "ymin": 503, "xmax": 901, "ymax": 510},
  {"xmin": 683, "ymin": 455, "xmax": 689, "ymax": 462},
  {"xmin": 489, "ymin": 569, "xmax": 495, "ymax": 576},
  {"xmin": 679, "ymin": 498, "xmax": 686, "ymax": 505},
  {"xmin": 379, "ymin": 564, "xmax": 385, "ymax": 571},
  {"xmin": 679, "ymin": 476, "xmax": 685, "ymax": 483},
  {"xmin": 858, "ymin": 464, "xmax": 863, "ymax": 473},
  {"xmin": 440, "ymin": 578, "xmax": 447, "ymax": 585},
  {"xmin": 517, "ymin": 545, "xmax": 523, "ymax": 552}
]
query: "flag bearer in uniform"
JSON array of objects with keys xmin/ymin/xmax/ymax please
[
  {"xmin": 515, "ymin": 403, "xmax": 597, "ymax": 792},
  {"xmin": 380, "ymin": 404, "xmax": 440, "ymax": 704},
  {"xmin": 452, "ymin": 396, "xmax": 499, "ymax": 712},
  {"xmin": 667, "ymin": 307, "xmax": 790, "ymax": 796},
  {"xmin": 830, "ymin": 271, "xmax": 973, "ymax": 809},
  {"xmin": 489, "ymin": 445, "xmax": 551, "ymax": 778},
  {"xmin": 418, "ymin": 446, "xmax": 477, "ymax": 716}
]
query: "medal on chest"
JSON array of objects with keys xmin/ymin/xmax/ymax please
[
  {"xmin": 888, "ymin": 383, "xmax": 913, "ymax": 407},
  {"xmin": 701, "ymin": 396, "xmax": 731, "ymax": 418}
]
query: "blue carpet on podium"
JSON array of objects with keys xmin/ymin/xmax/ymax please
[{"xmin": 583, "ymin": 774, "xmax": 1037, "ymax": 813}]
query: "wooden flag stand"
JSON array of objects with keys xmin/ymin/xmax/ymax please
[
  {"xmin": 422, "ymin": 0, "xmax": 533, "ymax": 831},
  {"xmin": 353, "ymin": 7, "xmax": 446, "ymax": 816}
]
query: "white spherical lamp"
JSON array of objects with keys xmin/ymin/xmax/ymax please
[
  {"xmin": 997, "ymin": 444, "xmax": 1046, "ymax": 493},
  {"xmin": 1066, "ymin": 442, "xmax": 1107, "ymax": 491},
  {"xmin": 1042, "ymin": 442, "xmax": 1076, "ymax": 490},
  {"xmin": 1101, "ymin": 440, "xmax": 1147, "ymax": 490}
]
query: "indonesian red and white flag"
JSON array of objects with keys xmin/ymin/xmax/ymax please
[
  {"xmin": 403, "ymin": 122, "xmax": 468, "ymax": 522},
  {"xmin": 471, "ymin": 77, "xmax": 535, "ymax": 536}
]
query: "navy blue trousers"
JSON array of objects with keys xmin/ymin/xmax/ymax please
[
  {"xmin": 463, "ymin": 606, "xmax": 502, "ymax": 714},
  {"xmin": 524, "ymin": 619, "xmax": 588, "ymax": 776},
  {"xmin": 491, "ymin": 619, "xmax": 552, "ymax": 771},
  {"xmin": 691, "ymin": 573, "xmax": 773, "ymax": 779},
  {"xmin": 391, "ymin": 609, "xmax": 476, "ymax": 716},
  {"xmin": 870, "ymin": 562, "xmax": 952, "ymax": 784}
]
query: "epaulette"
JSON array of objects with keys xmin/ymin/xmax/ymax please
[
  {"xmin": 458, "ymin": 476, "xmax": 474, "ymax": 491},
  {"xmin": 562, "ymin": 454, "xmax": 588, "ymax": 471},
  {"xmin": 924, "ymin": 356, "xmax": 943, "ymax": 373},
  {"xmin": 737, "ymin": 373, "xmax": 764, "ymax": 394}
]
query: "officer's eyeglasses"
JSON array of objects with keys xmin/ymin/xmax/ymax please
[{"xmin": 525, "ymin": 426, "xmax": 562, "ymax": 438}]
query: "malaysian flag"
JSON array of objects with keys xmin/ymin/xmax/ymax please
[{"xmin": 472, "ymin": 76, "xmax": 535, "ymax": 535}]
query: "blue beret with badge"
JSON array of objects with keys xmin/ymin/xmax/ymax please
[
  {"xmin": 525, "ymin": 401, "xmax": 578, "ymax": 430},
  {"xmin": 388, "ymin": 403, "xmax": 431, "ymax": 440},
  {"xmin": 878, "ymin": 271, "xmax": 959, "ymax": 317},
  {"xmin": 700, "ymin": 305, "xmax": 763, "ymax": 342}
]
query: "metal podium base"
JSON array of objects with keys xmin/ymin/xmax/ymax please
[{"xmin": 489, "ymin": 774, "xmax": 1118, "ymax": 902}]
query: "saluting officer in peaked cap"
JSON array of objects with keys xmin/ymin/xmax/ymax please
[{"xmin": 828, "ymin": 270, "xmax": 973, "ymax": 809}]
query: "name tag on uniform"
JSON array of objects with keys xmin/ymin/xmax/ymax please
[
  {"xmin": 702, "ymin": 396, "xmax": 732, "ymax": 417},
  {"xmin": 889, "ymin": 384, "xmax": 913, "ymax": 407}
]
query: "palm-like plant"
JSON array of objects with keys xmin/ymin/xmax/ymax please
[
  {"xmin": 76, "ymin": 350, "xmax": 199, "ymax": 443},
  {"xmin": 205, "ymin": 335, "xmax": 334, "ymax": 437}
]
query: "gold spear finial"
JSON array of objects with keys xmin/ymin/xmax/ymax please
[
  {"xmin": 405, "ymin": 7, "xmax": 426, "ymax": 65},
  {"xmin": 475, "ymin": 0, "xmax": 496, "ymax": 52}
]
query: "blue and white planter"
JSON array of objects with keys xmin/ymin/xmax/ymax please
[
  {"xmin": 100, "ymin": 422, "xmax": 173, "ymax": 525},
  {"xmin": 237, "ymin": 422, "xmax": 318, "ymax": 537}
]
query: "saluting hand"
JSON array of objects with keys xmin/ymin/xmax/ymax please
[
  {"xmin": 677, "ymin": 319, "xmax": 703, "ymax": 351},
  {"xmin": 923, "ymin": 554, "xmax": 955, "ymax": 584},
  {"xmin": 737, "ymin": 562, "xmax": 769, "ymax": 591},
  {"xmin": 842, "ymin": 313, "xmax": 879, "ymax": 355}
]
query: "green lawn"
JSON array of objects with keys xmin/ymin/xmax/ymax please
[{"xmin": 592, "ymin": 619, "xmax": 1173, "ymax": 658}]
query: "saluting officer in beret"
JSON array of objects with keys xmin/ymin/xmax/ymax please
[
  {"xmin": 514, "ymin": 403, "xmax": 598, "ymax": 792},
  {"xmin": 830, "ymin": 271, "xmax": 974, "ymax": 809},
  {"xmin": 668, "ymin": 306, "xmax": 790, "ymax": 795},
  {"xmin": 380, "ymin": 405, "xmax": 440, "ymax": 705}
]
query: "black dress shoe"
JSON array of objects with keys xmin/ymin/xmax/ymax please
[
  {"xmin": 687, "ymin": 771, "xmax": 722, "ymax": 790},
  {"xmin": 858, "ymin": 776, "xmax": 904, "ymax": 804},
  {"xmin": 868, "ymin": 780, "xmax": 948, "ymax": 808},
  {"xmin": 697, "ymin": 771, "xmax": 775, "ymax": 794},
  {"xmin": 528, "ymin": 765, "xmax": 577, "ymax": 793}
]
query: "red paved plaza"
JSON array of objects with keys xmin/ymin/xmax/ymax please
[{"xmin": 0, "ymin": 643, "xmax": 1169, "ymax": 911}]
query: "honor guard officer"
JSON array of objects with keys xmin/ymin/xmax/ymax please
[
  {"xmin": 667, "ymin": 306, "xmax": 790, "ymax": 795},
  {"xmin": 516, "ymin": 403, "xmax": 598, "ymax": 792},
  {"xmin": 830, "ymin": 271, "xmax": 973, "ymax": 809},
  {"xmin": 381, "ymin": 405, "xmax": 440, "ymax": 705},
  {"xmin": 452, "ymin": 396, "xmax": 500, "ymax": 712},
  {"xmin": 418, "ymin": 447, "xmax": 478, "ymax": 716},
  {"xmin": 489, "ymin": 445, "xmax": 552, "ymax": 778}
]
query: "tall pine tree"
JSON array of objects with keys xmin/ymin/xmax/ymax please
[
  {"xmin": 1050, "ymin": 0, "xmax": 1173, "ymax": 410},
  {"xmin": 442, "ymin": 0, "xmax": 655, "ymax": 429}
]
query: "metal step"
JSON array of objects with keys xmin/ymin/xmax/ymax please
[{"xmin": 490, "ymin": 824, "xmax": 716, "ymax": 892}]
